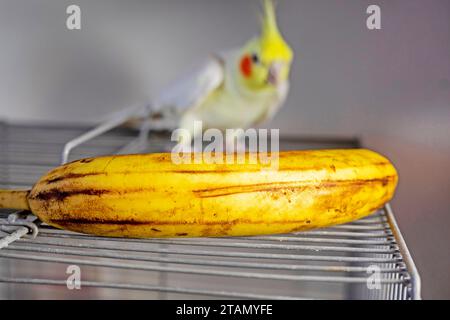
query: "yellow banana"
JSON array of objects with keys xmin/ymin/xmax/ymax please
[{"xmin": 0, "ymin": 149, "xmax": 397, "ymax": 238}]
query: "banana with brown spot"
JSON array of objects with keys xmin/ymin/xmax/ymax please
[{"xmin": 0, "ymin": 149, "xmax": 398, "ymax": 238}]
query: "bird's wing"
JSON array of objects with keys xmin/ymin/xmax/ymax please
[{"xmin": 154, "ymin": 55, "xmax": 225, "ymax": 114}]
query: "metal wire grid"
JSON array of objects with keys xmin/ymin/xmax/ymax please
[{"xmin": 0, "ymin": 122, "xmax": 420, "ymax": 299}]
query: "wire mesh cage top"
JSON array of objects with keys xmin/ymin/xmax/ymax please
[{"xmin": 0, "ymin": 123, "xmax": 420, "ymax": 299}]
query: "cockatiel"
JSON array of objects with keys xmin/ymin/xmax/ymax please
[{"xmin": 141, "ymin": 0, "xmax": 293, "ymax": 148}]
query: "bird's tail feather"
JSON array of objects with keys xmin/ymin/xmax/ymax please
[{"xmin": 122, "ymin": 104, "xmax": 177, "ymax": 131}]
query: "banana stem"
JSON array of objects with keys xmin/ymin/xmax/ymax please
[{"xmin": 0, "ymin": 189, "xmax": 31, "ymax": 211}]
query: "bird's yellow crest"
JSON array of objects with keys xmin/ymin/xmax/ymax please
[
  {"xmin": 259, "ymin": 0, "xmax": 293, "ymax": 62},
  {"xmin": 238, "ymin": 0, "xmax": 293, "ymax": 90}
]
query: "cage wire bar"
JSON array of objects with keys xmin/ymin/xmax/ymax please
[{"xmin": 0, "ymin": 118, "xmax": 420, "ymax": 299}]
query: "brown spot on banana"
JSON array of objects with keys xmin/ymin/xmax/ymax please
[
  {"xmin": 194, "ymin": 177, "xmax": 395, "ymax": 198},
  {"xmin": 44, "ymin": 172, "xmax": 105, "ymax": 184},
  {"xmin": 48, "ymin": 218, "xmax": 316, "ymax": 226},
  {"xmin": 30, "ymin": 188, "xmax": 108, "ymax": 201}
]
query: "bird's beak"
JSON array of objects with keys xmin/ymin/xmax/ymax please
[{"xmin": 267, "ymin": 62, "xmax": 283, "ymax": 86}]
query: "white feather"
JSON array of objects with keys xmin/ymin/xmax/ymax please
[
  {"xmin": 154, "ymin": 55, "xmax": 224, "ymax": 114},
  {"xmin": 254, "ymin": 80, "xmax": 289, "ymax": 124}
]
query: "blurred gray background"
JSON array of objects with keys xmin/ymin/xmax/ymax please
[{"xmin": 0, "ymin": 0, "xmax": 449, "ymax": 299}]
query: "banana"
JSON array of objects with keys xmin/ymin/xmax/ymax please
[{"xmin": 0, "ymin": 149, "xmax": 397, "ymax": 238}]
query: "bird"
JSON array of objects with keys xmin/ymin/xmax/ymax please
[{"xmin": 138, "ymin": 0, "xmax": 294, "ymax": 151}]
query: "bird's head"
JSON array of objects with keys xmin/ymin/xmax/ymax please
[{"xmin": 238, "ymin": 0, "xmax": 293, "ymax": 91}]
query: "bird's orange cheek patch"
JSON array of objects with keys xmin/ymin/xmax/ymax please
[{"xmin": 240, "ymin": 55, "xmax": 252, "ymax": 78}]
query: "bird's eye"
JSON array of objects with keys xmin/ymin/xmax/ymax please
[{"xmin": 251, "ymin": 53, "xmax": 260, "ymax": 64}]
